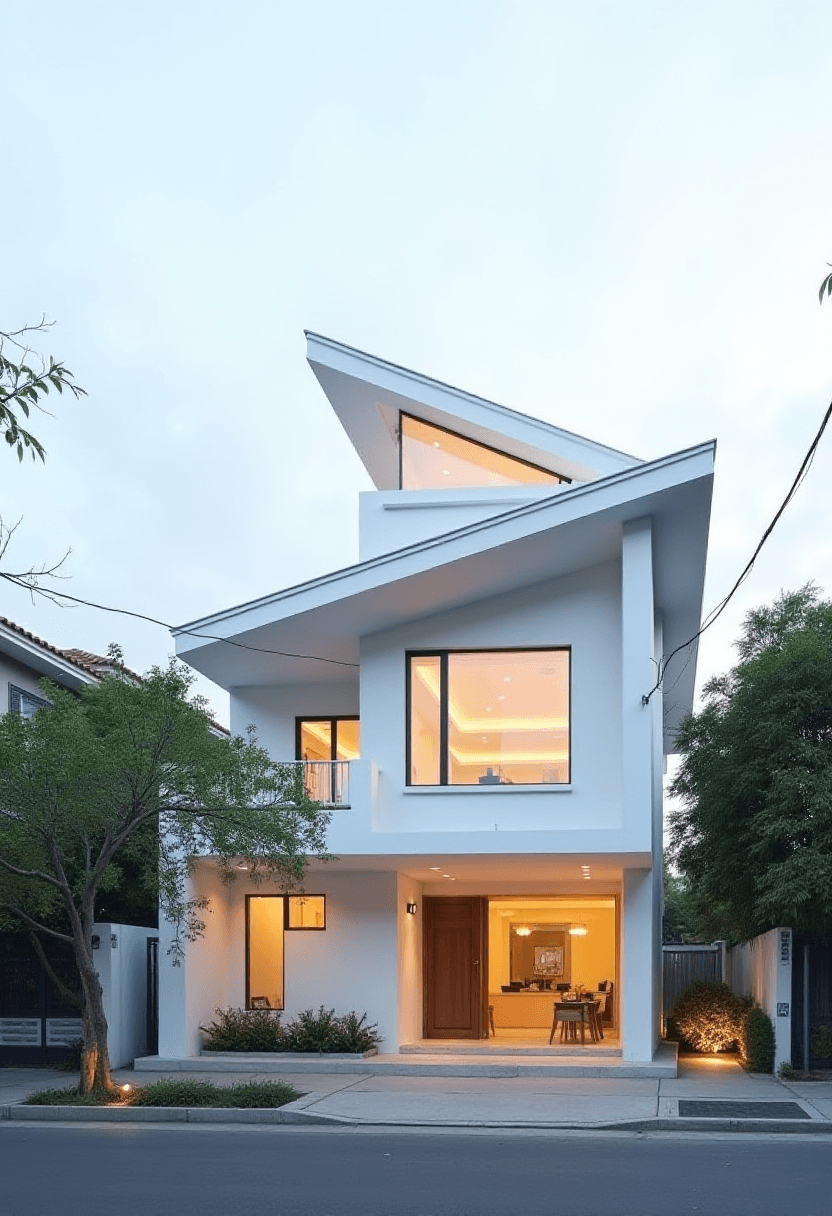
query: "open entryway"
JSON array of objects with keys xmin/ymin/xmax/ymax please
[
  {"xmin": 488, "ymin": 897, "xmax": 618, "ymax": 1045},
  {"xmin": 423, "ymin": 894, "xmax": 618, "ymax": 1044}
]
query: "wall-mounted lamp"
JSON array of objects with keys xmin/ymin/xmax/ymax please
[
  {"xmin": 406, "ymin": 902, "xmax": 418, "ymax": 915},
  {"xmin": 569, "ymin": 923, "xmax": 588, "ymax": 937}
]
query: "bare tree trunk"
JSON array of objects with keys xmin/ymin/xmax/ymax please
[{"xmin": 74, "ymin": 936, "xmax": 116, "ymax": 1096}]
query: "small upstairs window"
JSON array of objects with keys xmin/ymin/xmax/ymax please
[{"xmin": 399, "ymin": 413, "xmax": 567, "ymax": 491}]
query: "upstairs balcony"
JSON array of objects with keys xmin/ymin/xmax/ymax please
[{"xmin": 293, "ymin": 759, "xmax": 351, "ymax": 809}]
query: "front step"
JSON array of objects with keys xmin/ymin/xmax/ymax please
[
  {"xmin": 134, "ymin": 1042, "xmax": 677, "ymax": 1080},
  {"xmin": 400, "ymin": 1041, "xmax": 622, "ymax": 1058}
]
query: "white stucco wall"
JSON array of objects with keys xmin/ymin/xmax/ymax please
[
  {"xmin": 93, "ymin": 923, "xmax": 157, "ymax": 1068},
  {"xmin": 727, "ymin": 928, "xmax": 793, "ymax": 1069}
]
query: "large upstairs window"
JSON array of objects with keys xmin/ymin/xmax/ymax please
[
  {"xmin": 399, "ymin": 413, "xmax": 567, "ymax": 491},
  {"xmin": 407, "ymin": 649, "xmax": 570, "ymax": 786}
]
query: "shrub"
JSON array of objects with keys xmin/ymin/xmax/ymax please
[
  {"xmin": 24, "ymin": 1079, "xmax": 301, "ymax": 1108},
  {"xmin": 283, "ymin": 1007, "xmax": 382, "ymax": 1054},
  {"xmin": 130, "ymin": 1079, "xmax": 299, "ymax": 1108},
  {"xmin": 25, "ymin": 1087, "xmax": 102, "ymax": 1106},
  {"xmin": 201, "ymin": 1007, "xmax": 286, "ymax": 1052},
  {"xmin": 810, "ymin": 1024, "xmax": 832, "ymax": 1060},
  {"xmin": 742, "ymin": 1005, "xmax": 775, "ymax": 1073},
  {"xmin": 200, "ymin": 1005, "xmax": 381, "ymax": 1053},
  {"xmin": 670, "ymin": 981, "xmax": 749, "ymax": 1053}
]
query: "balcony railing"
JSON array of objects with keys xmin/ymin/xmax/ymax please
[{"xmin": 293, "ymin": 759, "xmax": 350, "ymax": 808}]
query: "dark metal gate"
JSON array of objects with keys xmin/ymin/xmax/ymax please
[
  {"xmin": 792, "ymin": 939, "xmax": 832, "ymax": 1069},
  {"xmin": 0, "ymin": 935, "xmax": 83, "ymax": 1065},
  {"xmin": 146, "ymin": 937, "xmax": 159, "ymax": 1056},
  {"xmin": 662, "ymin": 944, "xmax": 724, "ymax": 1024}
]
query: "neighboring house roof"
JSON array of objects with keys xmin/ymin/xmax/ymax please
[
  {"xmin": 1, "ymin": 618, "xmax": 230, "ymax": 735},
  {"xmin": 306, "ymin": 332, "xmax": 643, "ymax": 488},
  {"xmin": 174, "ymin": 438, "xmax": 715, "ymax": 751}
]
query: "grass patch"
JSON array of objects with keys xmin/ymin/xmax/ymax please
[{"xmin": 24, "ymin": 1079, "xmax": 301, "ymax": 1109}]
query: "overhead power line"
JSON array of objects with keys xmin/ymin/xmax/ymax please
[
  {"xmin": 642, "ymin": 394, "xmax": 832, "ymax": 706},
  {"xmin": 0, "ymin": 573, "xmax": 360, "ymax": 668}
]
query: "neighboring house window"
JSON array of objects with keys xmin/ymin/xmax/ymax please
[
  {"xmin": 8, "ymin": 684, "xmax": 51, "ymax": 719},
  {"xmin": 406, "ymin": 649, "xmax": 570, "ymax": 786},
  {"xmin": 399, "ymin": 412, "xmax": 568, "ymax": 490},
  {"xmin": 246, "ymin": 894, "xmax": 327, "ymax": 1009}
]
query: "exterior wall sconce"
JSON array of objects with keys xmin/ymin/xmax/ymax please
[
  {"xmin": 569, "ymin": 923, "xmax": 588, "ymax": 936},
  {"xmin": 406, "ymin": 902, "xmax": 418, "ymax": 915}
]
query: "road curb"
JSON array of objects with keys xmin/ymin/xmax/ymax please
[{"xmin": 3, "ymin": 1105, "xmax": 831, "ymax": 1133}]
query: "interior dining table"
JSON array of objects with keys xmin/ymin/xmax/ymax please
[{"xmin": 549, "ymin": 998, "xmax": 604, "ymax": 1045}]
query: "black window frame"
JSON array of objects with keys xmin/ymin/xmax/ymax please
[
  {"xmin": 8, "ymin": 683, "xmax": 51, "ymax": 717},
  {"xmin": 295, "ymin": 716, "xmax": 360, "ymax": 761},
  {"xmin": 405, "ymin": 646, "xmax": 572, "ymax": 787},
  {"xmin": 397, "ymin": 411, "xmax": 570, "ymax": 491},
  {"xmin": 245, "ymin": 892, "xmax": 328, "ymax": 1009}
]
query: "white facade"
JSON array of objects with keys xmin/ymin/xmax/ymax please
[{"xmin": 164, "ymin": 335, "xmax": 715, "ymax": 1063}]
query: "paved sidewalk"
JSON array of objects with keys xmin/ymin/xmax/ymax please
[{"xmin": 3, "ymin": 1055, "xmax": 832, "ymax": 1132}]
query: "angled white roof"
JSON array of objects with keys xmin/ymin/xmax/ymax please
[
  {"xmin": 306, "ymin": 333, "xmax": 642, "ymax": 488},
  {"xmin": 174, "ymin": 440, "xmax": 715, "ymax": 753}
]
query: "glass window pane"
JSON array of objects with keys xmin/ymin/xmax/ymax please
[
  {"xmin": 335, "ymin": 719, "xmax": 360, "ymax": 760},
  {"xmin": 247, "ymin": 897, "xmax": 284, "ymax": 1010},
  {"xmin": 447, "ymin": 651, "xmax": 569, "ymax": 785},
  {"xmin": 299, "ymin": 720, "xmax": 332, "ymax": 761},
  {"xmin": 409, "ymin": 655, "xmax": 442, "ymax": 785},
  {"xmin": 287, "ymin": 895, "xmax": 326, "ymax": 929},
  {"xmin": 400, "ymin": 414, "xmax": 563, "ymax": 490}
]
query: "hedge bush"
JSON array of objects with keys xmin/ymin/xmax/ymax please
[
  {"xmin": 670, "ymin": 981, "xmax": 750, "ymax": 1053},
  {"xmin": 202, "ymin": 1005, "xmax": 381, "ymax": 1053},
  {"xmin": 742, "ymin": 1005, "xmax": 775, "ymax": 1073},
  {"xmin": 810, "ymin": 1024, "xmax": 832, "ymax": 1061},
  {"xmin": 25, "ymin": 1079, "xmax": 300, "ymax": 1108}
]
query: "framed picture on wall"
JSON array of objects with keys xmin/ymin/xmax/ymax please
[{"xmin": 534, "ymin": 946, "xmax": 564, "ymax": 977}]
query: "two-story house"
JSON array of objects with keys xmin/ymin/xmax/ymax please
[{"xmin": 160, "ymin": 334, "xmax": 714, "ymax": 1065}]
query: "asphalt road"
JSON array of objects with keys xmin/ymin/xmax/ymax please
[{"xmin": 2, "ymin": 1125, "xmax": 831, "ymax": 1216}]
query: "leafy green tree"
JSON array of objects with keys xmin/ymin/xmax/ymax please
[
  {"xmin": 1, "ymin": 319, "xmax": 86, "ymax": 462},
  {"xmin": 0, "ymin": 654, "xmax": 329, "ymax": 1095},
  {"xmin": 662, "ymin": 853, "xmax": 704, "ymax": 943},
  {"xmin": 669, "ymin": 585, "xmax": 832, "ymax": 943}
]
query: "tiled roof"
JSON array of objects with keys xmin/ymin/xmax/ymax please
[
  {"xmin": 1, "ymin": 618, "xmax": 230, "ymax": 735},
  {"xmin": 0, "ymin": 616, "xmax": 99, "ymax": 677}
]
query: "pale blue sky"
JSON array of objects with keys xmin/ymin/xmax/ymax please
[{"xmin": 3, "ymin": 0, "xmax": 832, "ymax": 726}]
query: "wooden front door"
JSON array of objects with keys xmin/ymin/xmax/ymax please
[{"xmin": 424, "ymin": 896, "xmax": 487, "ymax": 1039}]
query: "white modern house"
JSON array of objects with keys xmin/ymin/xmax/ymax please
[{"xmin": 160, "ymin": 334, "xmax": 715, "ymax": 1066}]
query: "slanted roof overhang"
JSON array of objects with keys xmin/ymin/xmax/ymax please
[
  {"xmin": 306, "ymin": 332, "xmax": 643, "ymax": 487},
  {"xmin": 175, "ymin": 441, "xmax": 715, "ymax": 753},
  {"xmin": 0, "ymin": 621, "xmax": 97, "ymax": 690}
]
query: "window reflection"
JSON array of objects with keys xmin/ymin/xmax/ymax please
[{"xmin": 400, "ymin": 414, "xmax": 565, "ymax": 490}]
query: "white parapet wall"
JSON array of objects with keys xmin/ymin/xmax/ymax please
[{"xmin": 726, "ymin": 927, "xmax": 793, "ymax": 1070}]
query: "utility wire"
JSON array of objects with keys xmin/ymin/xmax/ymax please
[
  {"xmin": 643, "ymin": 395, "xmax": 832, "ymax": 705},
  {"xmin": 0, "ymin": 572, "xmax": 360, "ymax": 668}
]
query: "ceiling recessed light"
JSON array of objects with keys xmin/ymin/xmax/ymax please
[
  {"xmin": 429, "ymin": 866, "xmax": 442, "ymax": 871},
  {"xmin": 433, "ymin": 441, "xmax": 441, "ymax": 448},
  {"xmin": 502, "ymin": 676, "xmax": 512, "ymax": 683},
  {"xmin": 485, "ymin": 706, "xmax": 492, "ymax": 712},
  {"xmin": 442, "ymin": 469, "xmax": 450, "ymax": 476}
]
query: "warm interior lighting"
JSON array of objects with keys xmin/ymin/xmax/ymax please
[
  {"xmin": 569, "ymin": 923, "xmax": 588, "ymax": 936},
  {"xmin": 400, "ymin": 413, "xmax": 565, "ymax": 490},
  {"xmin": 514, "ymin": 926, "xmax": 532, "ymax": 937},
  {"xmin": 406, "ymin": 902, "xmax": 417, "ymax": 914},
  {"xmin": 247, "ymin": 896, "xmax": 284, "ymax": 1009}
]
